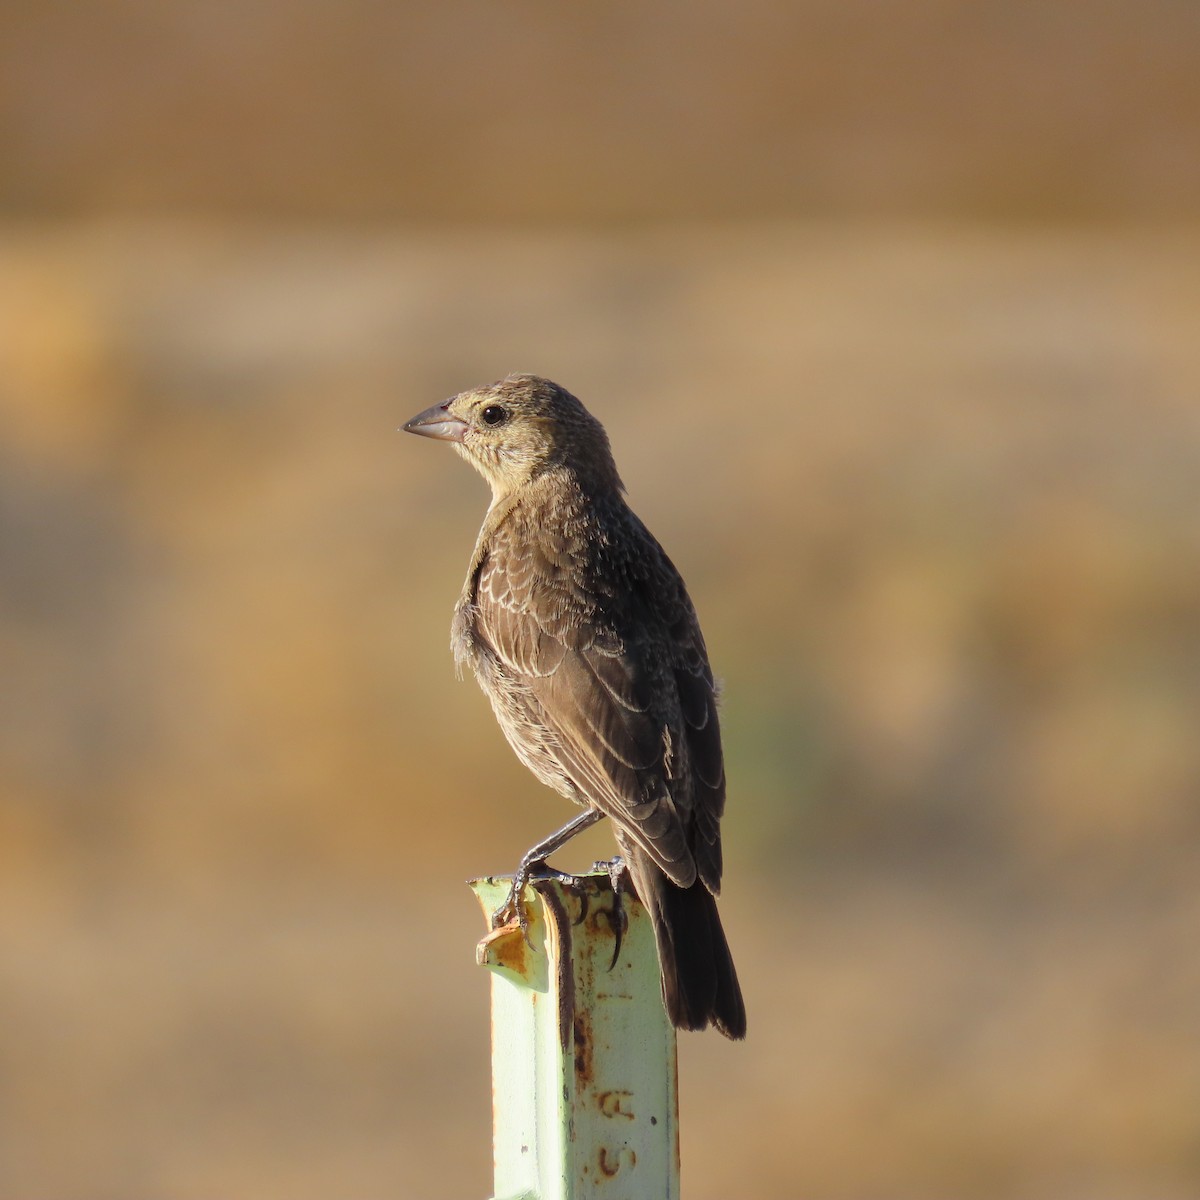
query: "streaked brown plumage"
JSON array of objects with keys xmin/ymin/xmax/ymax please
[{"xmin": 403, "ymin": 374, "xmax": 746, "ymax": 1038}]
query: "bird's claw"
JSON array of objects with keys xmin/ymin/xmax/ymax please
[
  {"xmin": 491, "ymin": 859, "xmax": 578, "ymax": 949},
  {"xmin": 591, "ymin": 856, "xmax": 628, "ymax": 971},
  {"xmin": 491, "ymin": 860, "xmax": 538, "ymax": 947}
]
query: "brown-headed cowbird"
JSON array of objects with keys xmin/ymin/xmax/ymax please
[{"xmin": 403, "ymin": 374, "xmax": 745, "ymax": 1039}]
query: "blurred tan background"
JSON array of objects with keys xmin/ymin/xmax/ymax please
[{"xmin": 2, "ymin": 3, "xmax": 1199, "ymax": 1198}]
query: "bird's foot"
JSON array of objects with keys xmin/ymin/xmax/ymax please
[
  {"xmin": 491, "ymin": 856, "xmax": 575, "ymax": 947},
  {"xmin": 591, "ymin": 856, "xmax": 628, "ymax": 971},
  {"xmin": 491, "ymin": 856, "xmax": 538, "ymax": 945}
]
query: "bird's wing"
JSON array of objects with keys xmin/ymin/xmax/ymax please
[
  {"xmin": 664, "ymin": 581, "xmax": 726, "ymax": 893},
  {"xmin": 471, "ymin": 519, "xmax": 700, "ymax": 887}
]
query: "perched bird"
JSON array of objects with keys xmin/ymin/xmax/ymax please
[{"xmin": 403, "ymin": 374, "xmax": 745, "ymax": 1039}]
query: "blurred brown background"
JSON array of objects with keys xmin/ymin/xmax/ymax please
[{"xmin": 2, "ymin": 3, "xmax": 1199, "ymax": 1198}]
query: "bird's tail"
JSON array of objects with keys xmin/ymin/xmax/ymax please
[{"xmin": 624, "ymin": 850, "xmax": 747, "ymax": 1040}]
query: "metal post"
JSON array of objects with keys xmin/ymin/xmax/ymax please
[{"xmin": 471, "ymin": 870, "xmax": 680, "ymax": 1200}]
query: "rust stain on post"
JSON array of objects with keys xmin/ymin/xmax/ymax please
[
  {"xmin": 598, "ymin": 1145, "xmax": 637, "ymax": 1177},
  {"xmin": 572, "ymin": 1011, "xmax": 593, "ymax": 1087},
  {"xmin": 476, "ymin": 920, "xmax": 527, "ymax": 976}
]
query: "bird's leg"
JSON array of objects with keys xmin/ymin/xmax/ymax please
[
  {"xmin": 492, "ymin": 809, "xmax": 605, "ymax": 939},
  {"xmin": 591, "ymin": 855, "xmax": 628, "ymax": 971}
]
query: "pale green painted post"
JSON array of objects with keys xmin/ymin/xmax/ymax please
[{"xmin": 470, "ymin": 870, "xmax": 680, "ymax": 1200}]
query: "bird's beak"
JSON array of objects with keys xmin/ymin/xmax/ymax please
[{"xmin": 402, "ymin": 402, "xmax": 469, "ymax": 443}]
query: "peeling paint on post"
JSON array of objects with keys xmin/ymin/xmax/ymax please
[{"xmin": 471, "ymin": 870, "xmax": 680, "ymax": 1200}]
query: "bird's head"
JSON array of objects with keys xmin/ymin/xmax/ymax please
[{"xmin": 403, "ymin": 374, "xmax": 622, "ymax": 500}]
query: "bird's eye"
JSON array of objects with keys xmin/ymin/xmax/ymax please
[{"xmin": 481, "ymin": 404, "xmax": 509, "ymax": 427}]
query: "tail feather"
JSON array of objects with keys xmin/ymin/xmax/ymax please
[{"xmin": 625, "ymin": 849, "xmax": 747, "ymax": 1040}]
